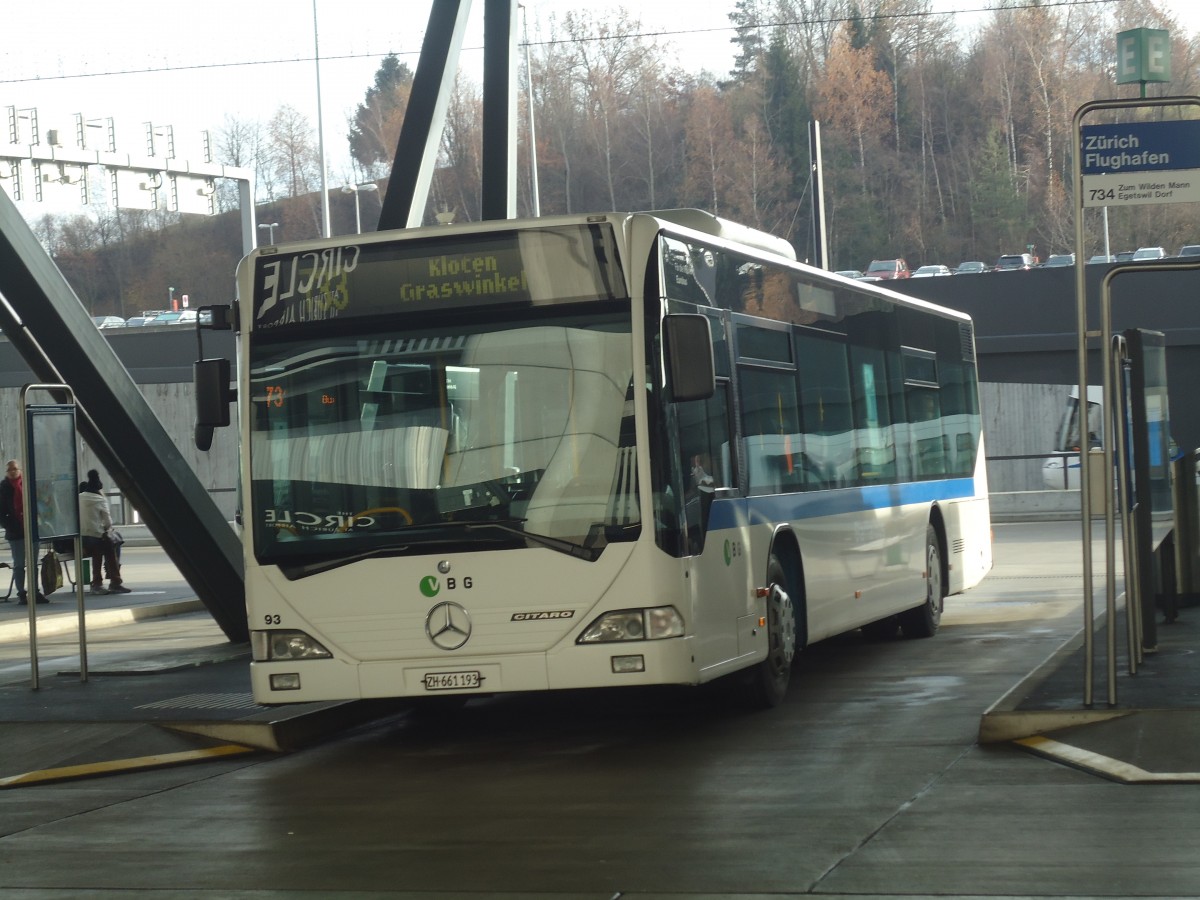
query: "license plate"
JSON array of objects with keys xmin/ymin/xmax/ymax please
[{"xmin": 422, "ymin": 670, "xmax": 482, "ymax": 691}]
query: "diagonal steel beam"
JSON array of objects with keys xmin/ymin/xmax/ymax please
[
  {"xmin": 481, "ymin": 0, "xmax": 518, "ymax": 220},
  {"xmin": 0, "ymin": 188, "xmax": 246, "ymax": 642},
  {"xmin": 377, "ymin": 0, "xmax": 473, "ymax": 230}
]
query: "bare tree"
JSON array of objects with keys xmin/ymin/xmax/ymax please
[
  {"xmin": 815, "ymin": 28, "xmax": 893, "ymax": 178},
  {"xmin": 563, "ymin": 8, "xmax": 663, "ymax": 211},
  {"xmin": 215, "ymin": 114, "xmax": 273, "ymax": 207},
  {"xmin": 436, "ymin": 74, "xmax": 483, "ymax": 224},
  {"xmin": 682, "ymin": 86, "xmax": 736, "ymax": 216},
  {"xmin": 267, "ymin": 105, "xmax": 320, "ymax": 200}
]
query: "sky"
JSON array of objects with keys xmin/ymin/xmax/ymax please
[{"xmin": 3, "ymin": 0, "xmax": 1199, "ymax": 218}]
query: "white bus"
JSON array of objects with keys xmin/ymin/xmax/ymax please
[{"xmin": 196, "ymin": 209, "xmax": 992, "ymax": 708}]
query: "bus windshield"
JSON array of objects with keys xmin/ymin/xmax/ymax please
[{"xmin": 248, "ymin": 311, "xmax": 639, "ymax": 569}]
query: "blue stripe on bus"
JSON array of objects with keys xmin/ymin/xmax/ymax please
[{"xmin": 706, "ymin": 478, "xmax": 978, "ymax": 531}]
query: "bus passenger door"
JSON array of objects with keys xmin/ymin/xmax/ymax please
[{"xmin": 677, "ymin": 381, "xmax": 754, "ymax": 672}]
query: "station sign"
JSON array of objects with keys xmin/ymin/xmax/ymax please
[
  {"xmin": 1116, "ymin": 28, "xmax": 1170, "ymax": 86},
  {"xmin": 1080, "ymin": 120, "xmax": 1200, "ymax": 208}
]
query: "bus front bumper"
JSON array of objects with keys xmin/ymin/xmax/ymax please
[{"xmin": 250, "ymin": 637, "xmax": 700, "ymax": 704}]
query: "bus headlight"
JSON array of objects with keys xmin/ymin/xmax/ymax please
[
  {"xmin": 251, "ymin": 629, "xmax": 333, "ymax": 661},
  {"xmin": 577, "ymin": 607, "xmax": 684, "ymax": 643}
]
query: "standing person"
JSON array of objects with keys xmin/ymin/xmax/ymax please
[
  {"xmin": 0, "ymin": 459, "xmax": 47, "ymax": 605},
  {"xmin": 78, "ymin": 470, "xmax": 129, "ymax": 595}
]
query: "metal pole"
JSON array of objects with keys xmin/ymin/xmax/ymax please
[
  {"xmin": 18, "ymin": 398, "xmax": 37, "ymax": 689},
  {"xmin": 313, "ymin": 0, "xmax": 331, "ymax": 238},
  {"xmin": 808, "ymin": 120, "xmax": 829, "ymax": 269},
  {"xmin": 1100, "ymin": 271, "xmax": 1117, "ymax": 707},
  {"xmin": 1071, "ymin": 104, "xmax": 1094, "ymax": 707},
  {"xmin": 1112, "ymin": 338, "xmax": 1139, "ymax": 676},
  {"xmin": 74, "ymin": 534, "xmax": 87, "ymax": 681},
  {"xmin": 1106, "ymin": 336, "xmax": 1124, "ymax": 703},
  {"xmin": 520, "ymin": 2, "xmax": 540, "ymax": 217}
]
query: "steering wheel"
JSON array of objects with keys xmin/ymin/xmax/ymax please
[{"xmin": 338, "ymin": 506, "xmax": 414, "ymax": 532}]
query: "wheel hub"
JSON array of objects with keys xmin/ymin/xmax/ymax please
[{"xmin": 770, "ymin": 585, "xmax": 797, "ymax": 671}]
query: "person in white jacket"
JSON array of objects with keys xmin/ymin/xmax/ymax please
[{"xmin": 78, "ymin": 470, "xmax": 129, "ymax": 595}]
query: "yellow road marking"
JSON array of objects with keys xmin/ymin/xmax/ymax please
[
  {"xmin": 0, "ymin": 743, "xmax": 255, "ymax": 788},
  {"xmin": 1015, "ymin": 735, "xmax": 1200, "ymax": 784}
]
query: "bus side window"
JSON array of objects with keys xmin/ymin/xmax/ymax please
[
  {"xmin": 795, "ymin": 334, "xmax": 853, "ymax": 490},
  {"xmin": 739, "ymin": 367, "xmax": 803, "ymax": 494},
  {"xmin": 908, "ymin": 386, "xmax": 946, "ymax": 477}
]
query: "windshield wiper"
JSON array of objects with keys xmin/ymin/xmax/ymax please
[
  {"xmin": 275, "ymin": 521, "xmax": 600, "ymax": 579},
  {"xmin": 279, "ymin": 543, "xmax": 414, "ymax": 579},
  {"xmin": 462, "ymin": 520, "xmax": 600, "ymax": 561}
]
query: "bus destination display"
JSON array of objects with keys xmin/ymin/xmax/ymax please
[{"xmin": 253, "ymin": 224, "xmax": 626, "ymax": 329}]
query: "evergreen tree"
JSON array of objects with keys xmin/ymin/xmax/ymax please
[
  {"xmin": 349, "ymin": 54, "xmax": 415, "ymax": 175},
  {"xmin": 761, "ymin": 30, "xmax": 811, "ymax": 196},
  {"xmin": 728, "ymin": 0, "xmax": 769, "ymax": 83}
]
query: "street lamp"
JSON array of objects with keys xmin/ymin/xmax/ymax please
[
  {"xmin": 341, "ymin": 183, "xmax": 378, "ymax": 234},
  {"xmin": 258, "ymin": 222, "xmax": 279, "ymax": 245},
  {"xmin": 520, "ymin": 2, "xmax": 540, "ymax": 217}
]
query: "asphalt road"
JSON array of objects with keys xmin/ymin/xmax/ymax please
[{"xmin": 3, "ymin": 522, "xmax": 1199, "ymax": 898}]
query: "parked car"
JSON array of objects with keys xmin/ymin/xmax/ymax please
[
  {"xmin": 175, "ymin": 309, "xmax": 198, "ymax": 325},
  {"xmin": 1132, "ymin": 246, "xmax": 1167, "ymax": 261},
  {"xmin": 833, "ymin": 269, "xmax": 865, "ymax": 280},
  {"xmin": 862, "ymin": 258, "xmax": 910, "ymax": 280},
  {"xmin": 1177, "ymin": 244, "xmax": 1200, "ymax": 258},
  {"xmin": 953, "ymin": 261, "xmax": 989, "ymax": 275},
  {"xmin": 912, "ymin": 264, "xmax": 951, "ymax": 277},
  {"xmin": 122, "ymin": 316, "xmax": 151, "ymax": 327},
  {"xmin": 1087, "ymin": 255, "xmax": 1115, "ymax": 264},
  {"xmin": 91, "ymin": 315, "xmax": 125, "ymax": 329},
  {"xmin": 147, "ymin": 311, "xmax": 183, "ymax": 325},
  {"xmin": 1042, "ymin": 253, "xmax": 1075, "ymax": 268},
  {"xmin": 995, "ymin": 253, "xmax": 1034, "ymax": 271},
  {"xmin": 1115, "ymin": 250, "xmax": 1135, "ymax": 262}
]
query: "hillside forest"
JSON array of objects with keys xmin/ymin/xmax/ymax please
[{"xmin": 20, "ymin": 0, "xmax": 1200, "ymax": 319}]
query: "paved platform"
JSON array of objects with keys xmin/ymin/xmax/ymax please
[
  {"xmin": 3, "ymin": 526, "xmax": 1199, "ymax": 789},
  {"xmin": 979, "ymin": 602, "xmax": 1200, "ymax": 781}
]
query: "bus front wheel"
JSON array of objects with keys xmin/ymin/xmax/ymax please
[
  {"xmin": 744, "ymin": 555, "xmax": 798, "ymax": 708},
  {"xmin": 900, "ymin": 524, "xmax": 944, "ymax": 638}
]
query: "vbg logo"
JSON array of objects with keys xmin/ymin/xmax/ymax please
[{"xmin": 419, "ymin": 576, "xmax": 441, "ymax": 597}]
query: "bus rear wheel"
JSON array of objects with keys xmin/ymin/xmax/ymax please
[
  {"xmin": 744, "ymin": 555, "xmax": 798, "ymax": 708},
  {"xmin": 900, "ymin": 524, "xmax": 944, "ymax": 638}
]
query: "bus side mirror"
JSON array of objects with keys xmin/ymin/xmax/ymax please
[
  {"xmin": 195, "ymin": 357, "xmax": 232, "ymax": 450},
  {"xmin": 664, "ymin": 313, "xmax": 715, "ymax": 402}
]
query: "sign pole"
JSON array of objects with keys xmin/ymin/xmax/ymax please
[{"xmin": 1073, "ymin": 95, "xmax": 1200, "ymax": 709}]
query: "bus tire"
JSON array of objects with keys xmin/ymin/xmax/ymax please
[
  {"xmin": 900, "ymin": 524, "xmax": 944, "ymax": 639},
  {"xmin": 744, "ymin": 554, "xmax": 798, "ymax": 708}
]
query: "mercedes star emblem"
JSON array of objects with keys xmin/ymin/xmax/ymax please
[{"xmin": 426, "ymin": 601, "xmax": 472, "ymax": 650}]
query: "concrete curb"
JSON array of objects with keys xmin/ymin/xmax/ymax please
[{"xmin": 0, "ymin": 598, "xmax": 205, "ymax": 643}]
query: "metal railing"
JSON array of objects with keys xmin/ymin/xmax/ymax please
[{"xmin": 984, "ymin": 451, "xmax": 1080, "ymax": 493}]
